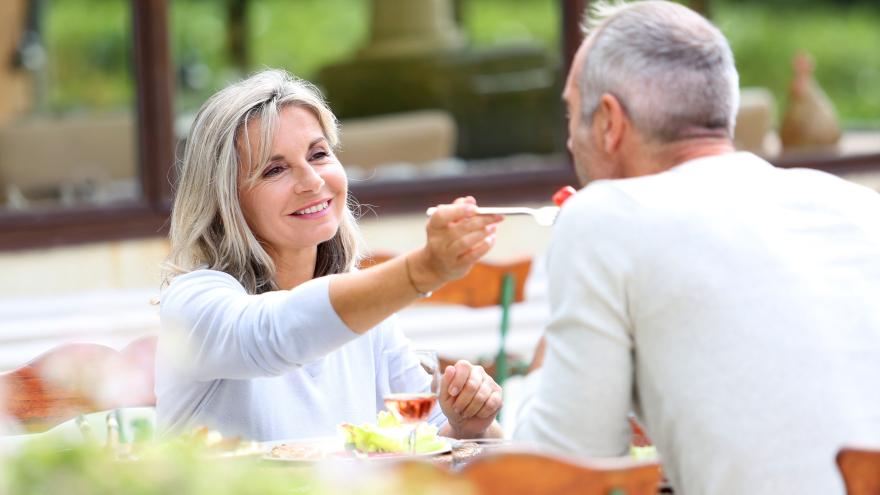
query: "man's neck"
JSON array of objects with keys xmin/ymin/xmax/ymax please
[{"xmin": 630, "ymin": 137, "xmax": 736, "ymax": 177}]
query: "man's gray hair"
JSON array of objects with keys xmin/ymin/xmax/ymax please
[{"xmin": 579, "ymin": 1, "xmax": 739, "ymax": 142}]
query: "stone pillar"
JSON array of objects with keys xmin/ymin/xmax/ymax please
[{"xmin": 358, "ymin": 0, "xmax": 465, "ymax": 59}]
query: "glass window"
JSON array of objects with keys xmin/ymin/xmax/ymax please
[
  {"xmin": 0, "ymin": 0, "xmax": 140, "ymax": 212},
  {"xmin": 171, "ymin": 0, "xmax": 566, "ymax": 190},
  {"xmin": 708, "ymin": 0, "xmax": 880, "ymax": 160}
]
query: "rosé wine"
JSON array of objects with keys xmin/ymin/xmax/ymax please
[{"xmin": 384, "ymin": 393, "xmax": 437, "ymax": 422}]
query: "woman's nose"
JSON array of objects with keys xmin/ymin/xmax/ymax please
[{"xmin": 294, "ymin": 165, "xmax": 325, "ymax": 194}]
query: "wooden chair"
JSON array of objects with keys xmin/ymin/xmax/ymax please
[
  {"xmin": 360, "ymin": 253, "xmax": 532, "ymax": 308},
  {"xmin": 460, "ymin": 451, "xmax": 663, "ymax": 495},
  {"xmin": 0, "ymin": 335, "xmax": 157, "ymax": 432},
  {"xmin": 375, "ymin": 459, "xmax": 471, "ymax": 492},
  {"xmin": 360, "ymin": 253, "xmax": 533, "ymax": 383},
  {"xmin": 837, "ymin": 447, "xmax": 880, "ymax": 495}
]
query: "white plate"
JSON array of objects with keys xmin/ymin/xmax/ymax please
[{"xmin": 261, "ymin": 436, "xmax": 452, "ymax": 463}]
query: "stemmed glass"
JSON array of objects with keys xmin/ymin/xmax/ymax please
[{"xmin": 383, "ymin": 350, "xmax": 441, "ymax": 454}]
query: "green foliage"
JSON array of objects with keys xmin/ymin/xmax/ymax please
[
  {"xmin": 247, "ymin": 0, "xmax": 369, "ymax": 80},
  {"xmin": 171, "ymin": 0, "xmax": 370, "ymax": 111},
  {"xmin": 720, "ymin": 0, "xmax": 877, "ymax": 7},
  {"xmin": 36, "ymin": 0, "xmax": 880, "ymax": 127},
  {"xmin": 461, "ymin": 0, "xmax": 559, "ymax": 53},
  {"xmin": 0, "ymin": 435, "xmax": 471, "ymax": 495},
  {"xmin": 43, "ymin": 0, "xmax": 133, "ymax": 112},
  {"xmin": 2, "ymin": 438, "xmax": 313, "ymax": 495},
  {"xmin": 714, "ymin": 2, "xmax": 880, "ymax": 127}
]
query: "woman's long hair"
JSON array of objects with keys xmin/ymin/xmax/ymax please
[{"xmin": 161, "ymin": 69, "xmax": 362, "ymax": 294}]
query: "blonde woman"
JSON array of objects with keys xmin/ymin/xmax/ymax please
[{"xmin": 156, "ymin": 69, "xmax": 504, "ymax": 442}]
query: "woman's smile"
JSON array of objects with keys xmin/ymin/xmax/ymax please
[{"xmin": 290, "ymin": 199, "xmax": 332, "ymax": 219}]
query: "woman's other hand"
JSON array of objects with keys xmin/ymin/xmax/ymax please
[
  {"xmin": 438, "ymin": 360, "xmax": 503, "ymax": 439},
  {"xmin": 407, "ymin": 197, "xmax": 503, "ymax": 294}
]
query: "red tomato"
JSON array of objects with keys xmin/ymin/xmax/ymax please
[{"xmin": 552, "ymin": 186, "xmax": 577, "ymax": 207}]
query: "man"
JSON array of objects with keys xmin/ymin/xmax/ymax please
[{"xmin": 513, "ymin": 2, "xmax": 880, "ymax": 494}]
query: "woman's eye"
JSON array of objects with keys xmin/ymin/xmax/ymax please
[
  {"xmin": 310, "ymin": 150, "xmax": 329, "ymax": 161},
  {"xmin": 263, "ymin": 165, "xmax": 284, "ymax": 177}
]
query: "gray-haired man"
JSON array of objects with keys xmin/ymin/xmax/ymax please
[{"xmin": 514, "ymin": 2, "xmax": 880, "ymax": 494}]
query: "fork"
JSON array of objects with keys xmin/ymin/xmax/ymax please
[{"xmin": 425, "ymin": 206, "xmax": 560, "ymax": 227}]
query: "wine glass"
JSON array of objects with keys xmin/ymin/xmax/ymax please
[{"xmin": 383, "ymin": 350, "xmax": 441, "ymax": 454}]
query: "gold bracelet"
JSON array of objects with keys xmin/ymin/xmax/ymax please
[{"xmin": 404, "ymin": 254, "xmax": 433, "ymax": 298}]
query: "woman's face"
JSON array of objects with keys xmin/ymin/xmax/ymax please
[{"xmin": 237, "ymin": 105, "xmax": 347, "ymax": 259}]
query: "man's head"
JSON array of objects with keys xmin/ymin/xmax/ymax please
[{"xmin": 564, "ymin": 1, "xmax": 739, "ymax": 184}]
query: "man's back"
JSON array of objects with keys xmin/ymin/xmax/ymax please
[{"xmin": 517, "ymin": 152, "xmax": 880, "ymax": 494}]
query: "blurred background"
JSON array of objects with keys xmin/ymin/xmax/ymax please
[{"xmin": 0, "ymin": 0, "xmax": 878, "ymax": 370}]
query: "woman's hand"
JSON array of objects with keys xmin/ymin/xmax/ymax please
[
  {"xmin": 438, "ymin": 360, "xmax": 503, "ymax": 439},
  {"xmin": 407, "ymin": 197, "xmax": 503, "ymax": 294}
]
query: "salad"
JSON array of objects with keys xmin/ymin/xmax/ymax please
[{"xmin": 340, "ymin": 411, "xmax": 447, "ymax": 455}]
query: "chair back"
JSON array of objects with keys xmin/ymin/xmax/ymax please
[
  {"xmin": 837, "ymin": 447, "xmax": 880, "ymax": 495},
  {"xmin": 0, "ymin": 335, "xmax": 157, "ymax": 432},
  {"xmin": 360, "ymin": 253, "xmax": 532, "ymax": 308},
  {"xmin": 361, "ymin": 252, "xmax": 533, "ymax": 384},
  {"xmin": 462, "ymin": 452, "xmax": 662, "ymax": 495},
  {"xmin": 460, "ymin": 451, "xmax": 662, "ymax": 495}
]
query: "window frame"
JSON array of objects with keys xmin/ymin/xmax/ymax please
[
  {"xmin": 0, "ymin": 0, "xmax": 174, "ymax": 251},
  {"xmin": 0, "ymin": 0, "xmax": 877, "ymax": 252}
]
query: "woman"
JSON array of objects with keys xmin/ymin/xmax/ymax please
[{"xmin": 156, "ymin": 69, "xmax": 504, "ymax": 442}]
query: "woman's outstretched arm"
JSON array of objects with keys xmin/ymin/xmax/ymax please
[{"xmin": 329, "ymin": 197, "xmax": 502, "ymax": 333}]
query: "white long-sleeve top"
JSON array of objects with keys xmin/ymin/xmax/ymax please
[
  {"xmin": 155, "ymin": 270, "xmax": 445, "ymax": 441},
  {"xmin": 515, "ymin": 152, "xmax": 880, "ymax": 494}
]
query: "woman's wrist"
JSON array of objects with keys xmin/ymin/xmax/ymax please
[
  {"xmin": 404, "ymin": 253, "xmax": 433, "ymax": 298},
  {"xmin": 404, "ymin": 249, "xmax": 443, "ymax": 296}
]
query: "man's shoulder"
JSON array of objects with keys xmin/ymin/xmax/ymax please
[
  {"xmin": 555, "ymin": 153, "xmax": 753, "ymax": 236},
  {"xmin": 569, "ymin": 177, "xmax": 653, "ymax": 208},
  {"xmin": 552, "ymin": 180, "xmax": 652, "ymax": 247},
  {"xmin": 562, "ymin": 173, "xmax": 678, "ymax": 222}
]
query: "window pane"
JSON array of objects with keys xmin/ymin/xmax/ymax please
[
  {"xmin": 171, "ymin": 0, "xmax": 565, "ymax": 189},
  {"xmin": 0, "ymin": 0, "xmax": 140, "ymax": 212},
  {"xmin": 709, "ymin": 0, "xmax": 880, "ymax": 158}
]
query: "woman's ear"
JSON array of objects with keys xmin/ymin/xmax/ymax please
[{"xmin": 596, "ymin": 93, "xmax": 628, "ymax": 154}]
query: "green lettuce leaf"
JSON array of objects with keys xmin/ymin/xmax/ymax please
[{"xmin": 341, "ymin": 412, "xmax": 445, "ymax": 454}]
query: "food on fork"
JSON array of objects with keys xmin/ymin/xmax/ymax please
[
  {"xmin": 424, "ymin": 186, "xmax": 576, "ymax": 226},
  {"xmin": 552, "ymin": 185, "xmax": 577, "ymax": 207}
]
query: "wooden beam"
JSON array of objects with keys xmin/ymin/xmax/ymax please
[
  {"xmin": 561, "ymin": 0, "xmax": 587, "ymax": 75},
  {"xmin": 132, "ymin": 0, "xmax": 175, "ymax": 206},
  {"xmin": 227, "ymin": 0, "xmax": 249, "ymax": 71}
]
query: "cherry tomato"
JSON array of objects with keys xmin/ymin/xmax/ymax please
[{"xmin": 552, "ymin": 186, "xmax": 577, "ymax": 207}]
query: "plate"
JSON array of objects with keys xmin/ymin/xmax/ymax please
[
  {"xmin": 207, "ymin": 443, "xmax": 266, "ymax": 460},
  {"xmin": 261, "ymin": 436, "xmax": 453, "ymax": 463}
]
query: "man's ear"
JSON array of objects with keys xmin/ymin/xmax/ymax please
[{"xmin": 596, "ymin": 93, "xmax": 627, "ymax": 154}]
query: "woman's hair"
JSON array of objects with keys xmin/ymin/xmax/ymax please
[{"xmin": 161, "ymin": 69, "xmax": 362, "ymax": 294}]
